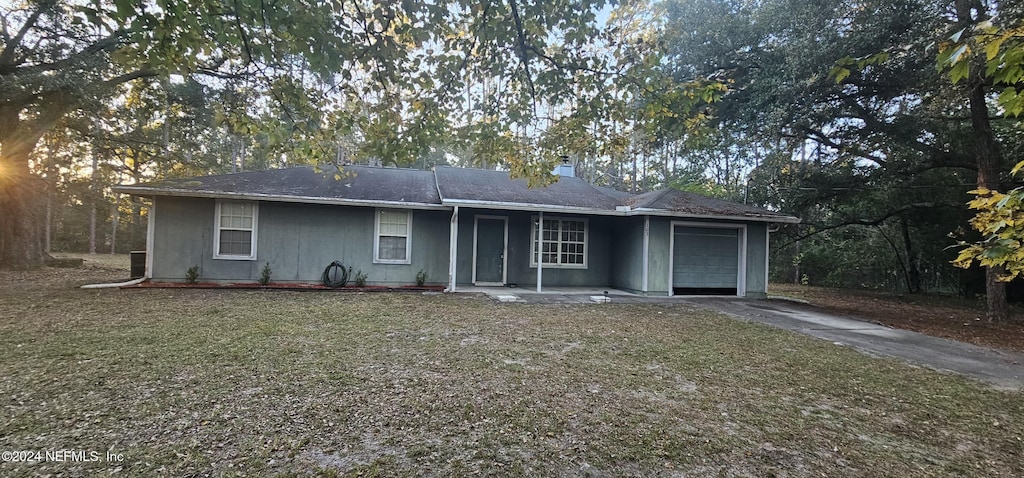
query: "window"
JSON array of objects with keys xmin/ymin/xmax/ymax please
[
  {"xmin": 531, "ymin": 217, "xmax": 587, "ymax": 268},
  {"xmin": 375, "ymin": 209, "xmax": 411, "ymax": 264},
  {"xmin": 214, "ymin": 200, "xmax": 258, "ymax": 260}
]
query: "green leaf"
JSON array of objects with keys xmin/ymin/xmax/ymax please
[
  {"xmin": 112, "ymin": 0, "xmax": 135, "ymax": 21},
  {"xmin": 829, "ymin": 66, "xmax": 851, "ymax": 83},
  {"xmin": 997, "ymin": 87, "xmax": 1023, "ymax": 117},
  {"xmin": 950, "ymin": 60, "xmax": 970, "ymax": 84},
  {"xmin": 985, "ymin": 35, "xmax": 1006, "ymax": 61}
]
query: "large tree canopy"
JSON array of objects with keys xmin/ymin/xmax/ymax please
[
  {"xmin": 3, "ymin": 0, "xmax": 706, "ymax": 268},
  {"xmin": 657, "ymin": 0, "xmax": 1023, "ymax": 319},
  {"xmin": 7, "ymin": 0, "xmax": 1024, "ymax": 323}
]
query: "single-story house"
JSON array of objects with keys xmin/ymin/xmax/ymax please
[{"xmin": 113, "ymin": 164, "xmax": 799, "ymax": 297}]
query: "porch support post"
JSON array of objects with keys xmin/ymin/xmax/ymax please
[
  {"xmin": 641, "ymin": 215, "xmax": 649, "ymax": 295},
  {"xmin": 145, "ymin": 197, "xmax": 155, "ymax": 279},
  {"xmin": 764, "ymin": 224, "xmax": 772, "ymax": 296},
  {"xmin": 536, "ymin": 211, "xmax": 543, "ymax": 292},
  {"xmin": 447, "ymin": 206, "xmax": 459, "ymax": 292}
]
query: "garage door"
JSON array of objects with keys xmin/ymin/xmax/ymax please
[{"xmin": 673, "ymin": 226, "xmax": 739, "ymax": 294}]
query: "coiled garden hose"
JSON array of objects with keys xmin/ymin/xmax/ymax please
[{"xmin": 321, "ymin": 261, "xmax": 349, "ymax": 287}]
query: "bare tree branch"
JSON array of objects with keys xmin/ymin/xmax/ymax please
[
  {"xmin": 0, "ymin": 0, "xmax": 53, "ymax": 67},
  {"xmin": 779, "ymin": 202, "xmax": 962, "ymax": 248},
  {"xmin": 0, "ymin": 31, "xmax": 123, "ymax": 75},
  {"xmin": 507, "ymin": 0, "xmax": 537, "ymax": 108},
  {"xmin": 102, "ymin": 69, "xmax": 158, "ymax": 87}
]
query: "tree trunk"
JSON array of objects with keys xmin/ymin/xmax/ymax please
[
  {"xmin": 631, "ymin": 146, "xmax": 638, "ymax": 194},
  {"xmin": 969, "ymin": 64, "xmax": 1010, "ymax": 321},
  {"xmin": 230, "ymin": 136, "xmax": 238, "ymax": 173},
  {"xmin": 89, "ymin": 148, "xmax": 99, "ymax": 254},
  {"xmin": 0, "ymin": 109, "xmax": 57, "ymax": 269},
  {"xmin": 110, "ymin": 200, "xmax": 118, "ymax": 255},
  {"xmin": 794, "ymin": 239, "xmax": 802, "ymax": 285},
  {"xmin": 45, "ymin": 183, "xmax": 52, "ymax": 254},
  {"xmin": 89, "ymin": 205, "xmax": 97, "ymax": 254},
  {"xmin": 957, "ymin": 0, "xmax": 1009, "ymax": 321},
  {"xmin": 900, "ymin": 217, "xmax": 921, "ymax": 293},
  {"xmin": 0, "ymin": 157, "xmax": 46, "ymax": 269}
]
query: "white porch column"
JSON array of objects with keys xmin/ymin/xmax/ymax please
[
  {"xmin": 536, "ymin": 211, "xmax": 543, "ymax": 292},
  {"xmin": 145, "ymin": 197, "xmax": 155, "ymax": 279},
  {"xmin": 641, "ymin": 215, "xmax": 650, "ymax": 295},
  {"xmin": 447, "ymin": 206, "xmax": 459, "ymax": 292}
]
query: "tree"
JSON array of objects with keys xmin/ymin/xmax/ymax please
[
  {"xmin": 657, "ymin": 0, "xmax": 1023, "ymax": 316},
  {"xmin": 943, "ymin": 19, "xmax": 1024, "ymax": 292},
  {"xmin": 1, "ymin": 0, "xmax": 639, "ymax": 269}
]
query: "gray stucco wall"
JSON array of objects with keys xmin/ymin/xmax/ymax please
[
  {"xmin": 149, "ymin": 195, "xmax": 772, "ymax": 294},
  {"xmin": 646, "ymin": 217, "xmax": 673, "ymax": 295},
  {"xmin": 744, "ymin": 222, "xmax": 769, "ymax": 298},
  {"xmin": 454, "ymin": 208, "xmax": 611, "ymax": 288},
  {"xmin": 644, "ymin": 216, "xmax": 770, "ymax": 297},
  {"xmin": 151, "ymin": 196, "xmax": 450, "ymax": 285}
]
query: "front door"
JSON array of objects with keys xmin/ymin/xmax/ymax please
[{"xmin": 474, "ymin": 216, "xmax": 507, "ymax": 285}]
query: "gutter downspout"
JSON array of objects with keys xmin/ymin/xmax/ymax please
[
  {"xmin": 641, "ymin": 215, "xmax": 649, "ymax": 295},
  {"xmin": 536, "ymin": 211, "xmax": 543, "ymax": 293},
  {"xmin": 446, "ymin": 206, "xmax": 459, "ymax": 292},
  {"xmin": 81, "ymin": 277, "xmax": 146, "ymax": 289}
]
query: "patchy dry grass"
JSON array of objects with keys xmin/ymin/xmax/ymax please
[
  {"xmin": 49, "ymin": 253, "xmax": 132, "ymax": 271},
  {"xmin": 1, "ymin": 259, "xmax": 1022, "ymax": 476}
]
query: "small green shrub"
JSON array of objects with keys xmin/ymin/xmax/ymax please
[
  {"xmin": 259, "ymin": 262, "xmax": 272, "ymax": 285},
  {"xmin": 415, "ymin": 269, "xmax": 428, "ymax": 286},
  {"xmin": 354, "ymin": 270, "xmax": 368, "ymax": 287},
  {"xmin": 185, "ymin": 265, "xmax": 199, "ymax": 284}
]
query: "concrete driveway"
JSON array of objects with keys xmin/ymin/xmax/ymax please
[{"xmin": 681, "ymin": 297, "xmax": 1024, "ymax": 390}]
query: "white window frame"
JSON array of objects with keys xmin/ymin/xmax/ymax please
[
  {"xmin": 530, "ymin": 216, "xmax": 588, "ymax": 269},
  {"xmin": 213, "ymin": 200, "xmax": 258, "ymax": 260},
  {"xmin": 374, "ymin": 209, "xmax": 412, "ymax": 264}
]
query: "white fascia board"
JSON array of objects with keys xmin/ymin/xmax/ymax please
[
  {"xmin": 440, "ymin": 198, "xmax": 622, "ymax": 216},
  {"xmin": 627, "ymin": 207, "xmax": 801, "ymax": 224},
  {"xmin": 113, "ymin": 187, "xmax": 450, "ymax": 211}
]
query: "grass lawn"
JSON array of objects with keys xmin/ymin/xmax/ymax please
[{"xmin": 1, "ymin": 258, "xmax": 1022, "ymax": 476}]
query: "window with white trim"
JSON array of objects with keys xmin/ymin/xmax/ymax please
[
  {"xmin": 214, "ymin": 200, "xmax": 258, "ymax": 260},
  {"xmin": 375, "ymin": 209, "xmax": 411, "ymax": 264},
  {"xmin": 530, "ymin": 217, "xmax": 587, "ymax": 268}
]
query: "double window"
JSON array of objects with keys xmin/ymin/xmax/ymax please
[
  {"xmin": 531, "ymin": 217, "xmax": 587, "ymax": 268},
  {"xmin": 214, "ymin": 200, "xmax": 258, "ymax": 260},
  {"xmin": 375, "ymin": 209, "xmax": 412, "ymax": 264}
]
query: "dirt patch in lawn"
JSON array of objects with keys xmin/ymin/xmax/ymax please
[{"xmin": 770, "ymin": 283, "xmax": 1024, "ymax": 353}]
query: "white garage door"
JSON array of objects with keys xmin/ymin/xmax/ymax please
[{"xmin": 672, "ymin": 226, "xmax": 739, "ymax": 292}]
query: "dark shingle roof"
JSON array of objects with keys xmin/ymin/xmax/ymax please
[
  {"xmin": 115, "ymin": 164, "xmax": 799, "ymax": 222},
  {"xmin": 433, "ymin": 166, "xmax": 623, "ymax": 211},
  {"xmin": 594, "ymin": 185, "xmax": 633, "ymax": 200},
  {"xmin": 114, "ymin": 165, "xmax": 442, "ymax": 206},
  {"xmin": 629, "ymin": 188, "xmax": 796, "ymax": 221}
]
